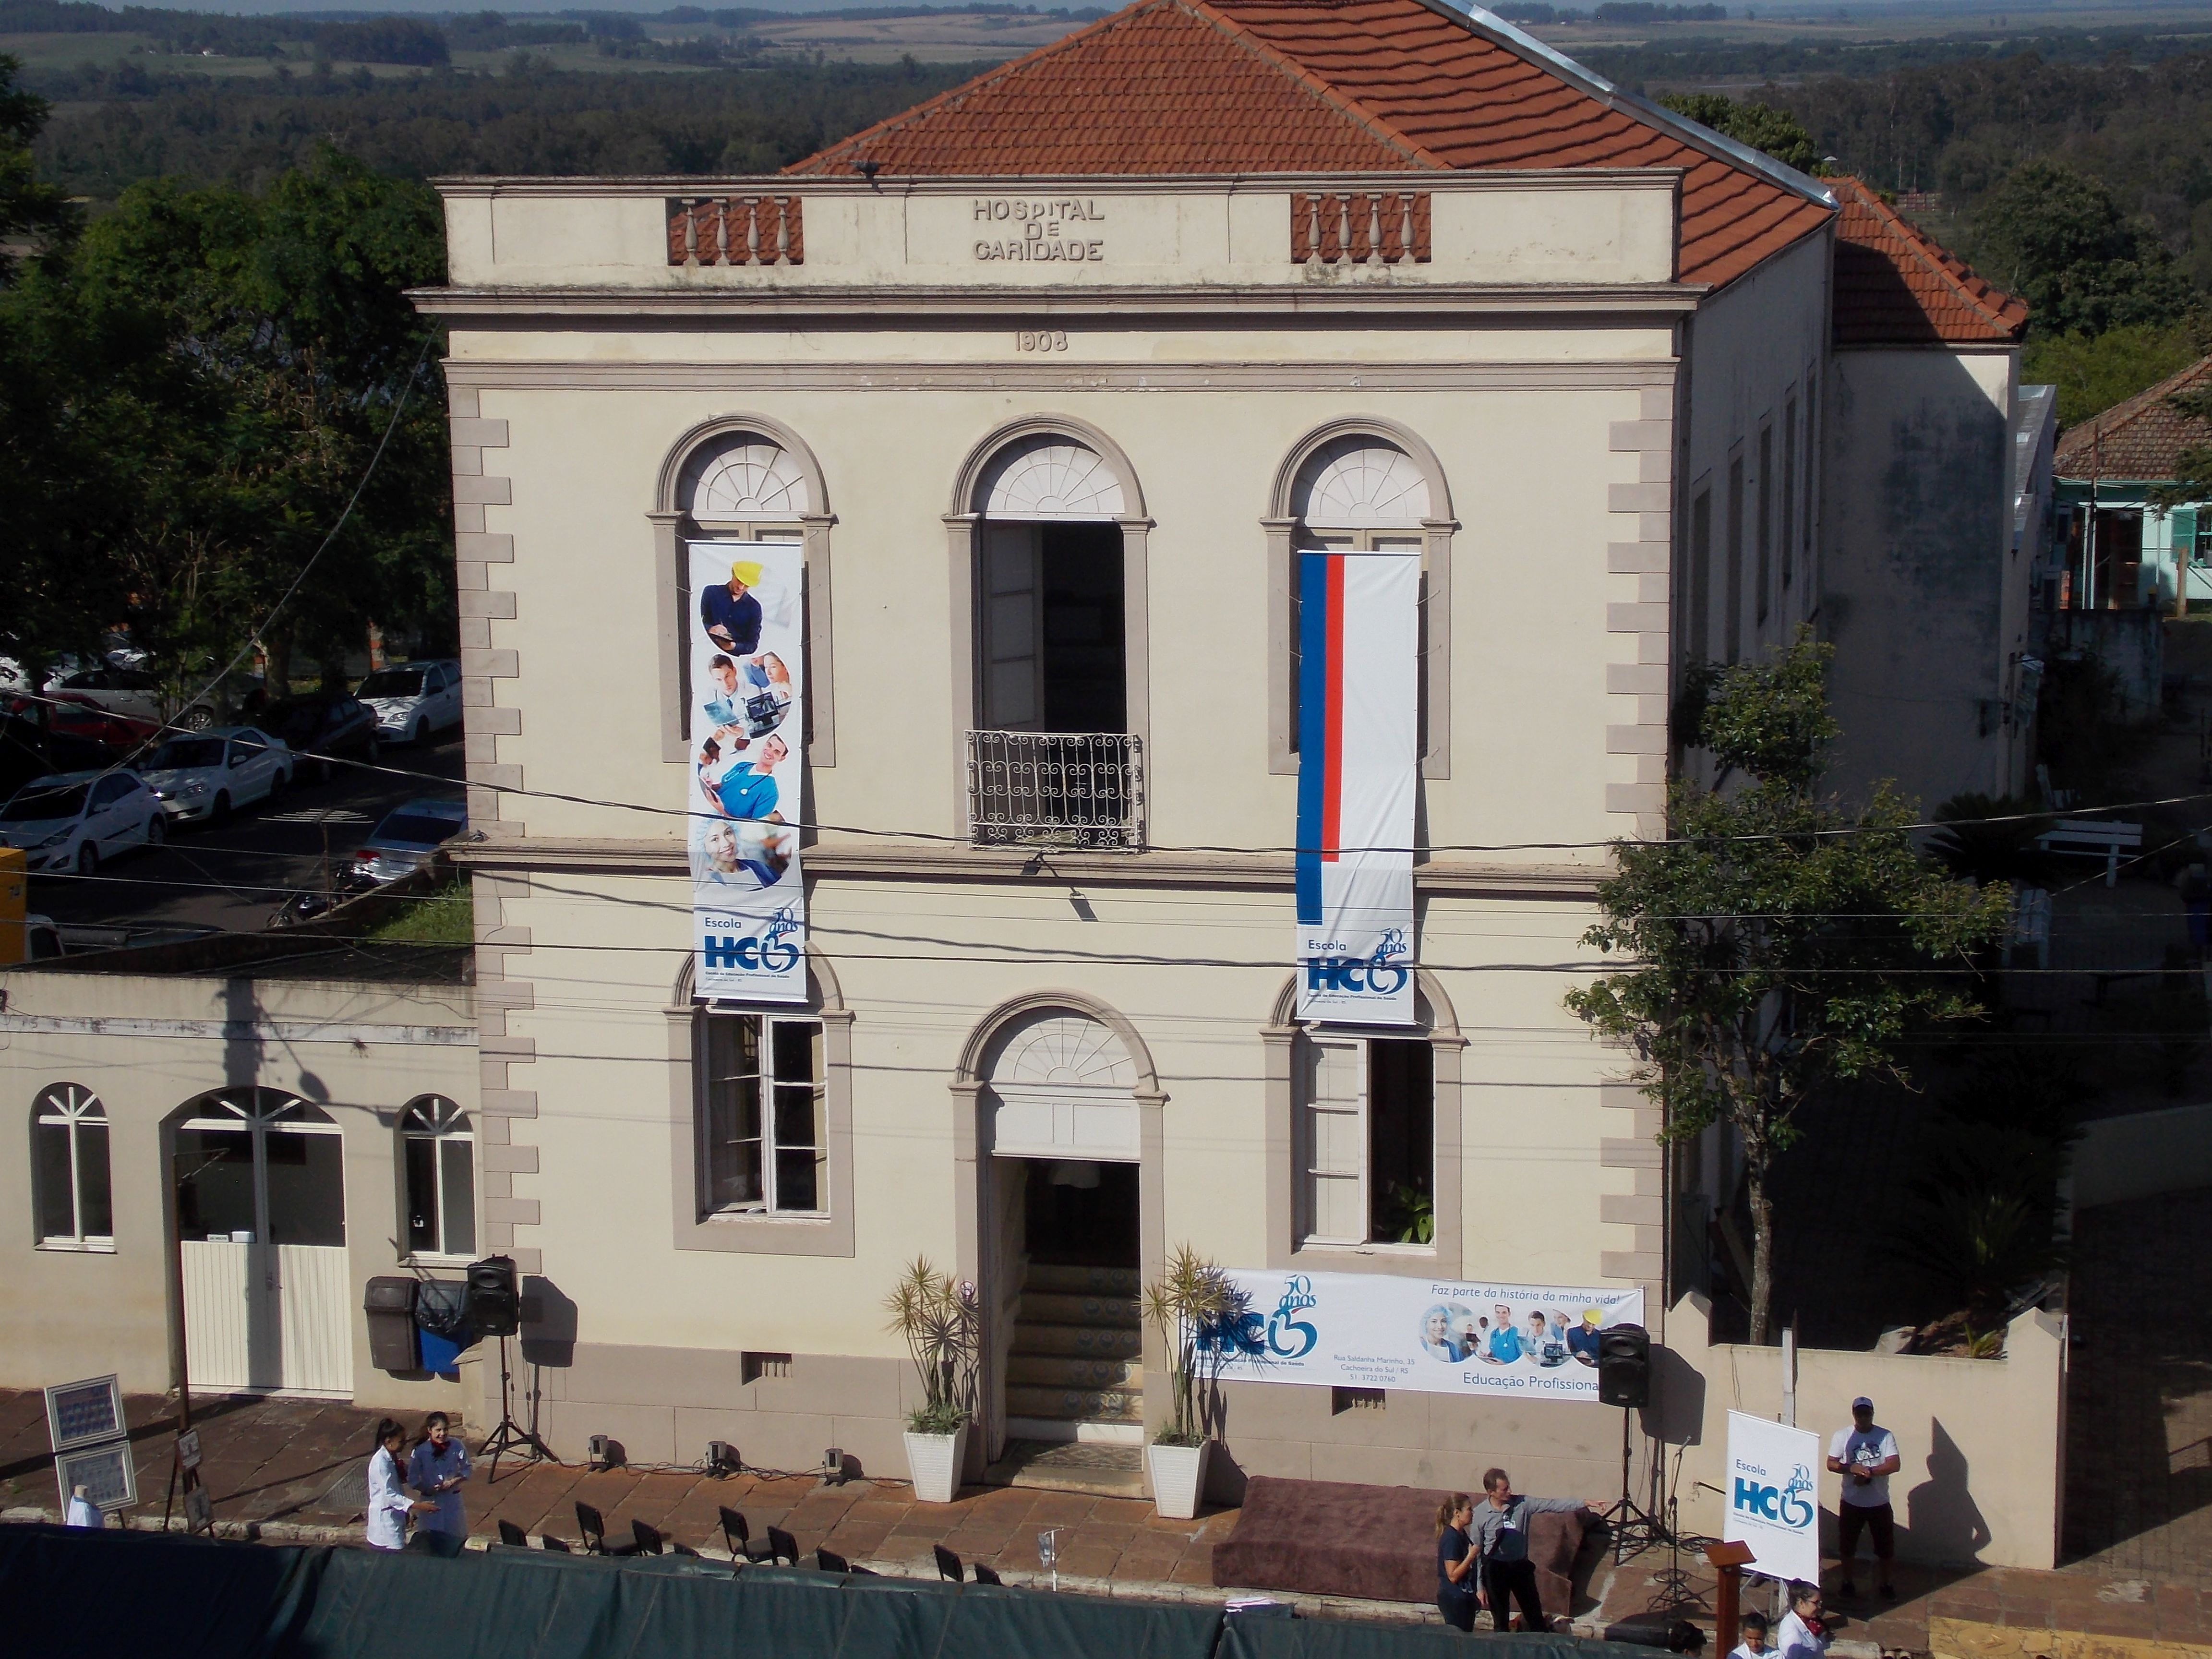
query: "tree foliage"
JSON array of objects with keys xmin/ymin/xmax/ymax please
[
  {"xmin": 1565, "ymin": 634, "xmax": 2010, "ymax": 1343},
  {"xmin": 1659, "ymin": 91, "xmax": 1821, "ymax": 173},
  {"xmin": 1975, "ymin": 161, "xmax": 2199, "ymax": 339}
]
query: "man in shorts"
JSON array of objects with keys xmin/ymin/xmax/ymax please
[{"xmin": 1826, "ymin": 1395, "xmax": 1899, "ymax": 1599}]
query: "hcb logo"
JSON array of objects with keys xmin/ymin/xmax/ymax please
[
  {"xmin": 704, "ymin": 935, "xmax": 801, "ymax": 972},
  {"xmin": 1733, "ymin": 1466, "xmax": 1815, "ymax": 1529},
  {"xmin": 1303, "ymin": 958, "xmax": 1411, "ymax": 995}
]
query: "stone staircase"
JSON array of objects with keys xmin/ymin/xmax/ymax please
[{"xmin": 987, "ymin": 1262, "xmax": 1146, "ymax": 1496}]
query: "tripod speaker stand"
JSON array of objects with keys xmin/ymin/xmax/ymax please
[
  {"xmin": 480, "ymin": 1331, "xmax": 553, "ymax": 1480},
  {"xmin": 1597, "ymin": 1404, "xmax": 1669, "ymax": 1563}
]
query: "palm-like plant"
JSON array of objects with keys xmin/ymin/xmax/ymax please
[
  {"xmin": 884, "ymin": 1256, "xmax": 980, "ymax": 1434},
  {"xmin": 1143, "ymin": 1244, "xmax": 1243, "ymax": 1448}
]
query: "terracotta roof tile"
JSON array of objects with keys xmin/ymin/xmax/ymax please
[
  {"xmin": 2052, "ymin": 354, "xmax": 2212, "ymax": 481},
  {"xmin": 790, "ymin": 0, "xmax": 1832, "ymax": 289},
  {"xmin": 1829, "ymin": 176, "xmax": 2027, "ymax": 348}
]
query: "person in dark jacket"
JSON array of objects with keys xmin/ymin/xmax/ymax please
[
  {"xmin": 700, "ymin": 561, "xmax": 764, "ymax": 655},
  {"xmin": 1434, "ymin": 1492, "xmax": 1482, "ymax": 1632}
]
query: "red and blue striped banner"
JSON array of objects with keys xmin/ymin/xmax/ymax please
[{"xmin": 1295, "ymin": 550, "xmax": 1419, "ymax": 1022}]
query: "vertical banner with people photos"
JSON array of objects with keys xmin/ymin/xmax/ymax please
[
  {"xmin": 1295, "ymin": 550, "xmax": 1419, "ymax": 1022},
  {"xmin": 689, "ymin": 543, "xmax": 806, "ymax": 1002}
]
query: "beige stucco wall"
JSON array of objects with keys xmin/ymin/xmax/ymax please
[
  {"xmin": 1823, "ymin": 347, "xmax": 2020, "ymax": 810},
  {"xmin": 1667, "ymin": 1296, "xmax": 2067, "ymax": 1571},
  {"xmin": 0, "ymin": 967, "xmax": 477, "ymax": 1412},
  {"xmin": 1675, "ymin": 231, "xmax": 1832, "ymax": 678}
]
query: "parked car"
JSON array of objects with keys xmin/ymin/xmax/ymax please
[
  {"xmin": 0, "ymin": 769, "xmax": 163, "ymax": 874},
  {"xmin": 141, "ymin": 727, "xmax": 293, "ymax": 825},
  {"xmin": 0, "ymin": 713, "xmax": 113, "ymax": 802},
  {"xmin": 356, "ymin": 660, "xmax": 463, "ymax": 746},
  {"xmin": 348, "ymin": 797, "xmax": 468, "ymax": 889},
  {"xmin": 259, "ymin": 694, "xmax": 380, "ymax": 783},
  {"xmin": 46, "ymin": 666, "xmax": 226, "ymax": 733}
]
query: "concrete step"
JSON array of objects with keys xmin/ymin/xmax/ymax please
[
  {"xmin": 1004, "ymin": 1383, "xmax": 1144, "ymax": 1423},
  {"xmin": 984, "ymin": 1437, "xmax": 1146, "ymax": 1499},
  {"xmin": 1009, "ymin": 1321, "xmax": 1143, "ymax": 1359},
  {"xmin": 1015, "ymin": 1291, "xmax": 1141, "ymax": 1328},
  {"xmin": 1022, "ymin": 1262, "xmax": 1142, "ymax": 1296},
  {"xmin": 1005, "ymin": 1351, "xmax": 1143, "ymax": 1389}
]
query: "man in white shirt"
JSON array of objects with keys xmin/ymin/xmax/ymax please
[
  {"xmin": 1826, "ymin": 1395, "xmax": 1900, "ymax": 1598},
  {"xmin": 63, "ymin": 1483, "xmax": 102, "ymax": 1528}
]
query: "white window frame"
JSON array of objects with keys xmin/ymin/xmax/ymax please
[
  {"xmin": 1293, "ymin": 1031, "xmax": 1434, "ymax": 1254},
  {"xmin": 398, "ymin": 1094, "xmax": 477, "ymax": 1262},
  {"xmin": 34, "ymin": 1083, "xmax": 113, "ymax": 1251},
  {"xmin": 697, "ymin": 1010, "xmax": 827, "ymax": 1219}
]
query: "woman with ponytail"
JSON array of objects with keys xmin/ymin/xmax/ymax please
[{"xmin": 1435, "ymin": 1492, "xmax": 1481, "ymax": 1631}]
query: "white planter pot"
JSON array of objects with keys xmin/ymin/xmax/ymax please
[
  {"xmin": 1147, "ymin": 1439, "xmax": 1213, "ymax": 1520},
  {"xmin": 902, "ymin": 1425, "xmax": 970, "ymax": 1504}
]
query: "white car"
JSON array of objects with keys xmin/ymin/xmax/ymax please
[
  {"xmin": 356, "ymin": 660, "xmax": 463, "ymax": 746},
  {"xmin": 0, "ymin": 769, "xmax": 163, "ymax": 874},
  {"xmin": 141, "ymin": 727, "xmax": 292, "ymax": 825}
]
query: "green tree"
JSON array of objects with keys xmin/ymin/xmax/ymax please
[
  {"xmin": 1660, "ymin": 92, "xmax": 1821, "ymax": 173},
  {"xmin": 2023, "ymin": 319, "xmax": 2208, "ymax": 427},
  {"xmin": 1564, "ymin": 634, "xmax": 2010, "ymax": 1343},
  {"xmin": 1976, "ymin": 160, "xmax": 2199, "ymax": 339}
]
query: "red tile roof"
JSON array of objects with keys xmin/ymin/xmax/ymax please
[
  {"xmin": 1829, "ymin": 176, "xmax": 2027, "ymax": 348},
  {"xmin": 789, "ymin": 0, "xmax": 1833, "ymax": 289},
  {"xmin": 2052, "ymin": 354, "xmax": 2212, "ymax": 482}
]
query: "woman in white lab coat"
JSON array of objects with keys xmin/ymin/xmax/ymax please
[{"xmin": 365, "ymin": 1418, "xmax": 433, "ymax": 1550}]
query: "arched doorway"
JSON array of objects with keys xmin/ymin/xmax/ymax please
[
  {"xmin": 956, "ymin": 996, "xmax": 1163, "ymax": 1491},
  {"xmin": 172, "ymin": 1089, "xmax": 350, "ymax": 1397}
]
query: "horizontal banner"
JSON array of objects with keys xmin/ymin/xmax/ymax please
[{"xmin": 1206, "ymin": 1268, "xmax": 1644, "ymax": 1400}]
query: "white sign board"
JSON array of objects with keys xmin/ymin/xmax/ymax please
[
  {"xmin": 1721, "ymin": 1410, "xmax": 1821, "ymax": 1584},
  {"xmin": 1205, "ymin": 1268, "xmax": 1643, "ymax": 1400}
]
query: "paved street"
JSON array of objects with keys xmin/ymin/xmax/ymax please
[{"xmin": 23, "ymin": 730, "xmax": 464, "ymax": 938}]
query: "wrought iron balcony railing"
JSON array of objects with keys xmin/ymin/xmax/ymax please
[{"xmin": 966, "ymin": 731, "xmax": 1144, "ymax": 851}]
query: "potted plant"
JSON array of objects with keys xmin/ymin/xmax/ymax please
[
  {"xmin": 884, "ymin": 1256, "xmax": 980, "ymax": 1503},
  {"xmin": 1142, "ymin": 1244, "xmax": 1243, "ymax": 1520}
]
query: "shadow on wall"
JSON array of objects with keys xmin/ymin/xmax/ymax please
[
  {"xmin": 519, "ymin": 1275, "xmax": 577, "ymax": 1369},
  {"xmin": 1646, "ymin": 1342, "xmax": 1708, "ymax": 1448},
  {"xmin": 1816, "ymin": 1417, "xmax": 1991, "ymax": 1564}
]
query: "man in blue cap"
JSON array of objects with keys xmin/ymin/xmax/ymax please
[{"xmin": 1826, "ymin": 1395, "xmax": 1899, "ymax": 1599}]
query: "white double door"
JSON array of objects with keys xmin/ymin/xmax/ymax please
[{"xmin": 175, "ymin": 1094, "xmax": 352, "ymax": 1397}]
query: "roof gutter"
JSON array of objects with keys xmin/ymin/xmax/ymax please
[{"xmin": 1423, "ymin": 0, "xmax": 1836, "ymax": 211}]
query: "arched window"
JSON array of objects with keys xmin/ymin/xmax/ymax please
[
  {"xmin": 682, "ymin": 434, "xmax": 811, "ymax": 529},
  {"xmin": 1267, "ymin": 424, "xmax": 1454, "ymax": 778},
  {"xmin": 34, "ymin": 1084, "xmax": 112, "ymax": 1249},
  {"xmin": 399, "ymin": 1095, "xmax": 476, "ymax": 1260}
]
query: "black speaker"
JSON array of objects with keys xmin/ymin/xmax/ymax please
[
  {"xmin": 1597, "ymin": 1323, "xmax": 1651, "ymax": 1408},
  {"xmin": 466, "ymin": 1254, "xmax": 520, "ymax": 1337}
]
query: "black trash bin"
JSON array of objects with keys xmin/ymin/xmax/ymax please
[{"xmin": 365, "ymin": 1276, "xmax": 420, "ymax": 1372}]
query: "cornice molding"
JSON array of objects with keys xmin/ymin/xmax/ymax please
[
  {"xmin": 451, "ymin": 836, "xmax": 1607, "ymax": 898},
  {"xmin": 431, "ymin": 168, "xmax": 1686, "ymax": 198},
  {"xmin": 410, "ymin": 283, "xmax": 1704, "ymax": 321},
  {"xmin": 438, "ymin": 358, "xmax": 1680, "ymax": 393}
]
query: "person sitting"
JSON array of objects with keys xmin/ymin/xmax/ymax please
[
  {"xmin": 1729, "ymin": 1611, "xmax": 1771, "ymax": 1659},
  {"xmin": 1434, "ymin": 1493, "xmax": 1482, "ymax": 1632},
  {"xmin": 1467, "ymin": 1467, "xmax": 1603, "ymax": 1633},
  {"xmin": 1776, "ymin": 1583, "xmax": 1830, "ymax": 1659}
]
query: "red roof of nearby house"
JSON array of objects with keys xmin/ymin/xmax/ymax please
[
  {"xmin": 2052, "ymin": 354, "xmax": 2212, "ymax": 481},
  {"xmin": 1828, "ymin": 176, "xmax": 2027, "ymax": 348},
  {"xmin": 788, "ymin": 0, "xmax": 1834, "ymax": 289}
]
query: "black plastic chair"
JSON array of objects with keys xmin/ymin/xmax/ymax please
[
  {"xmin": 541, "ymin": 1534, "xmax": 572, "ymax": 1553},
  {"xmin": 497, "ymin": 1520, "xmax": 529, "ymax": 1547},
  {"xmin": 720, "ymin": 1507, "xmax": 778, "ymax": 1565},
  {"xmin": 576, "ymin": 1501, "xmax": 639, "ymax": 1557},
  {"xmin": 631, "ymin": 1519, "xmax": 666, "ymax": 1556},
  {"xmin": 767, "ymin": 1526, "xmax": 800, "ymax": 1567},
  {"xmin": 817, "ymin": 1547, "xmax": 851, "ymax": 1574},
  {"xmin": 673, "ymin": 1541, "xmax": 703, "ymax": 1558},
  {"xmin": 973, "ymin": 1563, "xmax": 1003, "ymax": 1586},
  {"xmin": 934, "ymin": 1543, "xmax": 964, "ymax": 1584}
]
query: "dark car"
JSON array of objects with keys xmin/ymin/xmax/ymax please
[
  {"xmin": 0, "ymin": 712, "xmax": 116, "ymax": 801},
  {"xmin": 260, "ymin": 695, "xmax": 381, "ymax": 783}
]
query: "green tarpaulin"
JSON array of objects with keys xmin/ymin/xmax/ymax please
[{"xmin": 0, "ymin": 1522, "xmax": 1667, "ymax": 1659}]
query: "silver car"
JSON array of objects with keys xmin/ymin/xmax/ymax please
[{"xmin": 347, "ymin": 797, "xmax": 468, "ymax": 889}]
